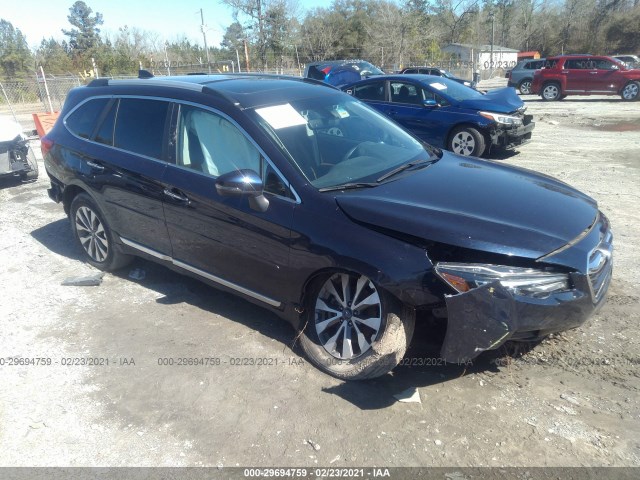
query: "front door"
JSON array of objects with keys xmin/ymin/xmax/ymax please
[{"xmin": 161, "ymin": 103, "xmax": 295, "ymax": 307}]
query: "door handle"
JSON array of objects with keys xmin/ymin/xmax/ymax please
[
  {"xmin": 86, "ymin": 161, "xmax": 104, "ymax": 171},
  {"xmin": 590, "ymin": 71, "xmax": 598, "ymax": 74},
  {"xmin": 163, "ymin": 188, "xmax": 190, "ymax": 204}
]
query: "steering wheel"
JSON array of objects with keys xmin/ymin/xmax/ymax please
[{"xmin": 343, "ymin": 143, "xmax": 363, "ymax": 162}]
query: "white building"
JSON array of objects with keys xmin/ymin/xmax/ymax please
[{"xmin": 442, "ymin": 43, "xmax": 519, "ymax": 72}]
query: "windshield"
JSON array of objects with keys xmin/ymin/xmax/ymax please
[
  {"xmin": 422, "ymin": 76, "xmax": 483, "ymax": 102},
  {"xmin": 252, "ymin": 96, "xmax": 434, "ymax": 189}
]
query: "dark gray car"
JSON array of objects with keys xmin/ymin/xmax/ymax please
[{"xmin": 507, "ymin": 58, "xmax": 546, "ymax": 95}]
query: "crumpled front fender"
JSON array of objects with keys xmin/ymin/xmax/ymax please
[{"xmin": 440, "ymin": 282, "xmax": 517, "ymax": 363}]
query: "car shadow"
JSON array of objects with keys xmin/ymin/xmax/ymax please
[
  {"xmin": 524, "ymin": 97, "xmax": 622, "ymax": 103},
  {"xmin": 487, "ymin": 149, "xmax": 520, "ymax": 161},
  {"xmin": 0, "ymin": 175, "xmax": 26, "ymax": 190},
  {"xmin": 31, "ymin": 218, "xmax": 534, "ymax": 409},
  {"xmin": 30, "ymin": 218, "xmax": 84, "ymax": 262}
]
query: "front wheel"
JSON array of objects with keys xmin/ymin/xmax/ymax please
[
  {"xmin": 449, "ymin": 126, "xmax": 486, "ymax": 157},
  {"xmin": 70, "ymin": 193, "xmax": 133, "ymax": 271},
  {"xmin": 299, "ymin": 272, "xmax": 415, "ymax": 380},
  {"xmin": 621, "ymin": 81, "xmax": 640, "ymax": 101},
  {"xmin": 541, "ymin": 82, "xmax": 561, "ymax": 101}
]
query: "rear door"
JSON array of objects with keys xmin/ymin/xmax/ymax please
[
  {"xmin": 65, "ymin": 96, "xmax": 172, "ymax": 255},
  {"xmin": 563, "ymin": 58, "xmax": 591, "ymax": 92}
]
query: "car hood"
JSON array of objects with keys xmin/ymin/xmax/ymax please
[
  {"xmin": 335, "ymin": 153, "xmax": 598, "ymax": 260},
  {"xmin": 458, "ymin": 87, "xmax": 524, "ymax": 113}
]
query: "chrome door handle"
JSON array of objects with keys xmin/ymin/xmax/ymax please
[
  {"xmin": 87, "ymin": 161, "xmax": 104, "ymax": 171},
  {"xmin": 163, "ymin": 188, "xmax": 190, "ymax": 204}
]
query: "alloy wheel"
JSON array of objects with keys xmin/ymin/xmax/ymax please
[
  {"xmin": 314, "ymin": 273, "xmax": 382, "ymax": 360},
  {"xmin": 519, "ymin": 80, "xmax": 532, "ymax": 95},
  {"xmin": 622, "ymin": 82, "xmax": 639, "ymax": 100},
  {"xmin": 451, "ymin": 131, "xmax": 476, "ymax": 156},
  {"xmin": 75, "ymin": 206, "xmax": 109, "ymax": 263},
  {"xmin": 542, "ymin": 84, "xmax": 560, "ymax": 100}
]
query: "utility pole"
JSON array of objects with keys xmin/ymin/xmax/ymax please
[
  {"xmin": 489, "ymin": 12, "xmax": 495, "ymax": 78},
  {"xmin": 243, "ymin": 39, "xmax": 251, "ymax": 72},
  {"xmin": 294, "ymin": 44, "xmax": 301, "ymax": 76},
  {"xmin": 164, "ymin": 42, "xmax": 171, "ymax": 76},
  {"xmin": 200, "ymin": 8, "xmax": 212, "ymax": 74}
]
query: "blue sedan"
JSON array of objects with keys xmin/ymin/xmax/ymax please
[{"xmin": 341, "ymin": 74, "xmax": 535, "ymax": 157}]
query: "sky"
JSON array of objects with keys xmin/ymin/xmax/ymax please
[{"xmin": 1, "ymin": 0, "xmax": 333, "ymax": 49}]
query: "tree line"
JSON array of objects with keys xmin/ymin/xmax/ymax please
[{"xmin": 1, "ymin": 0, "xmax": 639, "ymax": 80}]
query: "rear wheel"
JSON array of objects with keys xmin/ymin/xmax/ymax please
[
  {"xmin": 449, "ymin": 126, "xmax": 486, "ymax": 157},
  {"xmin": 621, "ymin": 81, "xmax": 640, "ymax": 101},
  {"xmin": 518, "ymin": 79, "xmax": 533, "ymax": 95},
  {"xmin": 541, "ymin": 82, "xmax": 561, "ymax": 101},
  {"xmin": 70, "ymin": 193, "xmax": 133, "ymax": 271},
  {"xmin": 299, "ymin": 272, "xmax": 415, "ymax": 380}
]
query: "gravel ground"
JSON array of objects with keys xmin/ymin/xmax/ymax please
[{"xmin": 0, "ymin": 84, "xmax": 639, "ymax": 469}]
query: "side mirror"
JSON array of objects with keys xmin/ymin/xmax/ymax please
[
  {"xmin": 423, "ymin": 99, "xmax": 439, "ymax": 108},
  {"xmin": 215, "ymin": 169, "xmax": 269, "ymax": 212}
]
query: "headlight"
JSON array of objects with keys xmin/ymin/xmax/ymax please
[
  {"xmin": 435, "ymin": 263, "xmax": 570, "ymax": 299},
  {"xmin": 479, "ymin": 111, "xmax": 523, "ymax": 126}
]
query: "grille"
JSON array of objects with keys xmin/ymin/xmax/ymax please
[{"xmin": 588, "ymin": 229, "xmax": 613, "ymax": 303}]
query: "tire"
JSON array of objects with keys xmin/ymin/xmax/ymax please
[
  {"xmin": 541, "ymin": 82, "xmax": 561, "ymax": 101},
  {"xmin": 518, "ymin": 79, "xmax": 533, "ymax": 95},
  {"xmin": 621, "ymin": 81, "xmax": 640, "ymax": 101},
  {"xmin": 70, "ymin": 193, "xmax": 133, "ymax": 271},
  {"xmin": 299, "ymin": 272, "xmax": 415, "ymax": 380},
  {"xmin": 449, "ymin": 126, "xmax": 486, "ymax": 157}
]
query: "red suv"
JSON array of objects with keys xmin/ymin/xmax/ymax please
[{"xmin": 531, "ymin": 55, "xmax": 640, "ymax": 101}]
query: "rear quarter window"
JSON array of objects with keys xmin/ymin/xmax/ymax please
[
  {"xmin": 114, "ymin": 98, "xmax": 170, "ymax": 160},
  {"xmin": 65, "ymin": 98, "xmax": 110, "ymax": 139}
]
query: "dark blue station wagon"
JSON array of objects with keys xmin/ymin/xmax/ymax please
[{"xmin": 42, "ymin": 73, "xmax": 612, "ymax": 380}]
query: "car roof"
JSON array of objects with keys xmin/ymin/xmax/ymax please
[
  {"xmin": 88, "ymin": 74, "xmax": 340, "ymax": 110},
  {"xmin": 347, "ymin": 73, "xmax": 446, "ymax": 83},
  {"xmin": 306, "ymin": 59, "xmax": 372, "ymax": 66}
]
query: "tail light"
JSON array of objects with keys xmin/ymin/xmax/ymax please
[{"xmin": 40, "ymin": 136, "xmax": 54, "ymax": 157}]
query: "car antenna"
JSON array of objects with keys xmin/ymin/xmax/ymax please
[{"xmin": 138, "ymin": 69, "xmax": 154, "ymax": 79}]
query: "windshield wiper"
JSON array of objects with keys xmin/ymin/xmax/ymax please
[
  {"xmin": 318, "ymin": 182, "xmax": 378, "ymax": 192},
  {"xmin": 376, "ymin": 158, "xmax": 436, "ymax": 183}
]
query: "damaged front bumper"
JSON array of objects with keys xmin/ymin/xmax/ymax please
[
  {"xmin": 439, "ymin": 271, "xmax": 608, "ymax": 363},
  {"xmin": 0, "ymin": 139, "xmax": 34, "ymax": 176},
  {"xmin": 490, "ymin": 114, "xmax": 535, "ymax": 150}
]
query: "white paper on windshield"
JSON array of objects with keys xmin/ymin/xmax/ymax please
[
  {"xmin": 255, "ymin": 104, "xmax": 307, "ymax": 129},
  {"xmin": 334, "ymin": 105, "xmax": 350, "ymax": 118},
  {"xmin": 430, "ymin": 82, "xmax": 447, "ymax": 90}
]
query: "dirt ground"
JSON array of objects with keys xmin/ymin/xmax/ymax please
[{"xmin": 1, "ymin": 84, "xmax": 639, "ymax": 469}]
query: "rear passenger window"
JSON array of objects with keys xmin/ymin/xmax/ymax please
[
  {"xmin": 65, "ymin": 98, "xmax": 109, "ymax": 139},
  {"xmin": 114, "ymin": 98, "xmax": 169, "ymax": 159},
  {"xmin": 353, "ymin": 82, "xmax": 385, "ymax": 101},
  {"xmin": 93, "ymin": 100, "xmax": 117, "ymax": 146}
]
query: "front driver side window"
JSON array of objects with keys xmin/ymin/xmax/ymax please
[{"xmin": 177, "ymin": 105, "xmax": 260, "ymax": 177}]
